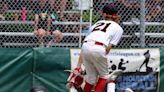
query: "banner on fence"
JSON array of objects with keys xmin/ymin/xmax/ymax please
[{"xmin": 70, "ymin": 48, "xmax": 160, "ymax": 92}]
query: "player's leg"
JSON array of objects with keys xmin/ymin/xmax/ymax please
[
  {"xmin": 107, "ymin": 82, "xmax": 115, "ymax": 92},
  {"xmin": 81, "ymin": 46, "xmax": 98, "ymax": 92},
  {"xmin": 82, "ymin": 62, "xmax": 97, "ymax": 92},
  {"xmin": 94, "ymin": 77, "xmax": 107, "ymax": 92},
  {"xmin": 83, "ymin": 82, "xmax": 93, "ymax": 92},
  {"xmin": 107, "ymin": 70, "xmax": 123, "ymax": 92},
  {"xmin": 93, "ymin": 50, "xmax": 108, "ymax": 92}
]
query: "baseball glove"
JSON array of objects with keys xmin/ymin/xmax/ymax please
[{"xmin": 66, "ymin": 68, "xmax": 84, "ymax": 89}]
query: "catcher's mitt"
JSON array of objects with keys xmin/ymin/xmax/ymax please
[{"xmin": 66, "ymin": 68, "xmax": 84, "ymax": 89}]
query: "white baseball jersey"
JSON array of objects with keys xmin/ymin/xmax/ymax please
[{"xmin": 84, "ymin": 20, "xmax": 123, "ymax": 46}]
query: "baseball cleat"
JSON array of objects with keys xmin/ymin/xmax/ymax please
[
  {"xmin": 125, "ymin": 88, "xmax": 134, "ymax": 92},
  {"xmin": 108, "ymin": 70, "xmax": 123, "ymax": 81}
]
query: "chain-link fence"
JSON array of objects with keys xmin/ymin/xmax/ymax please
[{"xmin": 0, "ymin": 0, "xmax": 163, "ymax": 48}]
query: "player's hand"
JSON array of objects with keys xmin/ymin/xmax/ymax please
[
  {"xmin": 66, "ymin": 74, "xmax": 84, "ymax": 89},
  {"xmin": 105, "ymin": 44, "xmax": 112, "ymax": 55},
  {"xmin": 73, "ymin": 67, "xmax": 81, "ymax": 74},
  {"xmin": 66, "ymin": 67, "xmax": 81, "ymax": 88},
  {"xmin": 67, "ymin": 67, "xmax": 81, "ymax": 82},
  {"xmin": 105, "ymin": 47, "xmax": 110, "ymax": 55}
]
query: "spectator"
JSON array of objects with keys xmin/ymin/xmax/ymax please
[
  {"xmin": 93, "ymin": 0, "xmax": 111, "ymax": 21},
  {"xmin": 114, "ymin": 0, "xmax": 162, "ymax": 22},
  {"xmin": 113, "ymin": 0, "xmax": 140, "ymax": 22},
  {"xmin": 33, "ymin": 0, "xmax": 63, "ymax": 47},
  {"xmin": 49, "ymin": 0, "xmax": 68, "ymax": 21},
  {"xmin": 0, "ymin": 1, "xmax": 8, "ymax": 20},
  {"xmin": 113, "ymin": 0, "xmax": 163, "ymax": 34},
  {"xmin": 145, "ymin": 0, "xmax": 163, "ymax": 22}
]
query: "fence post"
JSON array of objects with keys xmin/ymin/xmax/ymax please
[
  {"xmin": 79, "ymin": 0, "xmax": 83, "ymax": 48},
  {"xmin": 140, "ymin": 0, "xmax": 146, "ymax": 48},
  {"xmin": 89, "ymin": 0, "xmax": 93, "ymax": 28}
]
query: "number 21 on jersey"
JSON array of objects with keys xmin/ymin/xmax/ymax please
[{"xmin": 92, "ymin": 22, "xmax": 111, "ymax": 32}]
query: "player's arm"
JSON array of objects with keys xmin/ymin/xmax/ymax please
[
  {"xmin": 105, "ymin": 44, "xmax": 113, "ymax": 55},
  {"xmin": 106, "ymin": 27, "xmax": 124, "ymax": 55},
  {"xmin": 76, "ymin": 52, "xmax": 83, "ymax": 68},
  {"xmin": 66, "ymin": 52, "xmax": 84, "ymax": 89}
]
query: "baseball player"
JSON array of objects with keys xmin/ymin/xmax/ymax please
[
  {"xmin": 67, "ymin": 3, "xmax": 124, "ymax": 92},
  {"xmin": 81, "ymin": 3, "xmax": 123, "ymax": 92}
]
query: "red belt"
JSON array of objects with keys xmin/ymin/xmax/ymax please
[{"xmin": 84, "ymin": 41, "xmax": 104, "ymax": 46}]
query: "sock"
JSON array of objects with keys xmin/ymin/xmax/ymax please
[
  {"xmin": 83, "ymin": 82, "xmax": 93, "ymax": 92},
  {"xmin": 94, "ymin": 78, "xmax": 107, "ymax": 92},
  {"xmin": 107, "ymin": 80, "xmax": 116, "ymax": 92}
]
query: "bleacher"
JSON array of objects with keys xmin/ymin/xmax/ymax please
[
  {"xmin": 0, "ymin": 21, "xmax": 164, "ymax": 48},
  {"xmin": 0, "ymin": 0, "xmax": 164, "ymax": 48}
]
